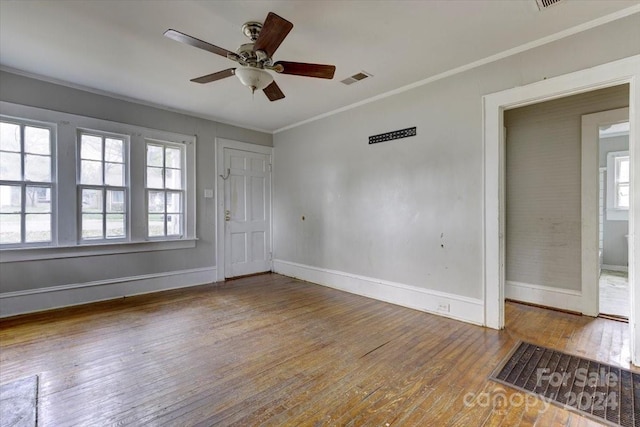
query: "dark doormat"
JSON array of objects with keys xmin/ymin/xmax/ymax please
[
  {"xmin": 0, "ymin": 375, "xmax": 38, "ymax": 427},
  {"xmin": 490, "ymin": 342, "xmax": 639, "ymax": 427}
]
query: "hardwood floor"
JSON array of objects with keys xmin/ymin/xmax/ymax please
[
  {"xmin": 0, "ymin": 273, "xmax": 635, "ymax": 426},
  {"xmin": 599, "ymin": 270, "xmax": 630, "ymax": 319}
]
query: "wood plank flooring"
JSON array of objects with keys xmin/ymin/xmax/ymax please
[
  {"xmin": 599, "ymin": 270, "xmax": 629, "ymax": 319},
  {"xmin": 0, "ymin": 273, "xmax": 636, "ymax": 426}
]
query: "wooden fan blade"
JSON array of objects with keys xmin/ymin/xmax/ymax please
[
  {"xmin": 190, "ymin": 68, "xmax": 236, "ymax": 84},
  {"xmin": 263, "ymin": 81, "xmax": 285, "ymax": 101},
  {"xmin": 164, "ymin": 29, "xmax": 234, "ymax": 59},
  {"xmin": 274, "ymin": 61, "xmax": 336, "ymax": 79},
  {"xmin": 253, "ymin": 12, "xmax": 293, "ymax": 57}
]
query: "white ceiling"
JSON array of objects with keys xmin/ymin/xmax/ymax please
[{"xmin": 1, "ymin": 0, "xmax": 638, "ymax": 133}]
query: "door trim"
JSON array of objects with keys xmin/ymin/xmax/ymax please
[
  {"xmin": 482, "ymin": 54, "xmax": 639, "ymax": 365},
  {"xmin": 581, "ymin": 107, "xmax": 629, "ymax": 317},
  {"xmin": 215, "ymin": 138, "xmax": 273, "ymax": 281}
]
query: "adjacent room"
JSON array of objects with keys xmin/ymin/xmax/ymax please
[{"xmin": 1, "ymin": 1, "xmax": 639, "ymax": 425}]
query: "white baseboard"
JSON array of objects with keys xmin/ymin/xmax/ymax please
[
  {"xmin": 601, "ymin": 264, "xmax": 628, "ymax": 273},
  {"xmin": 505, "ymin": 280, "xmax": 582, "ymax": 313},
  {"xmin": 0, "ymin": 267, "xmax": 217, "ymax": 318},
  {"xmin": 273, "ymin": 259, "xmax": 484, "ymax": 325}
]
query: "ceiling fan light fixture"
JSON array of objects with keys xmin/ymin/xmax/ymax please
[{"xmin": 235, "ymin": 67, "xmax": 273, "ymax": 93}]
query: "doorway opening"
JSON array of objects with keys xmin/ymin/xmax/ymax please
[
  {"xmin": 482, "ymin": 55, "xmax": 639, "ymax": 365},
  {"xmin": 598, "ymin": 119, "xmax": 630, "ymax": 319},
  {"xmin": 215, "ymin": 138, "xmax": 273, "ymax": 281},
  {"xmin": 502, "ymin": 86, "xmax": 629, "ymax": 318}
]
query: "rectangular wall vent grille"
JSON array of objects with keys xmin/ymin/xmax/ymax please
[
  {"xmin": 535, "ymin": 0, "xmax": 563, "ymax": 10},
  {"xmin": 369, "ymin": 127, "xmax": 416, "ymax": 145},
  {"xmin": 341, "ymin": 71, "xmax": 372, "ymax": 85}
]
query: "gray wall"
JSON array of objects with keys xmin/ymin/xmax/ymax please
[
  {"xmin": 599, "ymin": 134, "xmax": 630, "ymax": 267},
  {"xmin": 504, "ymin": 86, "xmax": 629, "ymax": 291},
  {"xmin": 0, "ymin": 71, "xmax": 272, "ymax": 293},
  {"xmin": 272, "ymin": 14, "xmax": 640, "ymax": 300}
]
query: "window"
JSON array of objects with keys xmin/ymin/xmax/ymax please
[
  {"xmin": 606, "ymin": 150, "xmax": 629, "ymax": 221},
  {"xmin": 613, "ymin": 155, "xmax": 629, "ymax": 209},
  {"xmin": 0, "ymin": 118, "xmax": 54, "ymax": 246},
  {"xmin": 146, "ymin": 140, "xmax": 184, "ymax": 238},
  {"xmin": 1, "ymin": 102, "xmax": 197, "ymax": 261},
  {"xmin": 78, "ymin": 131, "xmax": 128, "ymax": 241}
]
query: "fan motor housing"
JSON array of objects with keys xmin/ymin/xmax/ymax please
[{"xmin": 237, "ymin": 43, "xmax": 259, "ymax": 65}]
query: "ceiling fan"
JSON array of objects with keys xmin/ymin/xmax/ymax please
[{"xmin": 164, "ymin": 12, "xmax": 336, "ymax": 101}]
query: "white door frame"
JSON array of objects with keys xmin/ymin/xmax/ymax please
[
  {"xmin": 215, "ymin": 138, "xmax": 273, "ymax": 281},
  {"xmin": 483, "ymin": 55, "xmax": 640, "ymax": 365},
  {"xmin": 581, "ymin": 107, "xmax": 629, "ymax": 317}
]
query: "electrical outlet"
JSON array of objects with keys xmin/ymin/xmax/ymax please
[{"xmin": 437, "ymin": 303, "xmax": 450, "ymax": 313}]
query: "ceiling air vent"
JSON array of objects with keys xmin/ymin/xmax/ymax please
[
  {"xmin": 535, "ymin": 0, "xmax": 563, "ymax": 10},
  {"xmin": 341, "ymin": 71, "xmax": 372, "ymax": 85}
]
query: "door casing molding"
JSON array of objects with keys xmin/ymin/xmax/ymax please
[
  {"xmin": 215, "ymin": 138, "xmax": 273, "ymax": 281},
  {"xmin": 483, "ymin": 54, "xmax": 640, "ymax": 365},
  {"xmin": 581, "ymin": 107, "xmax": 629, "ymax": 317}
]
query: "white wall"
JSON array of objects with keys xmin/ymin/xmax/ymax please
[
  {"xmin": 0, "ymin": 71, "xmax": 272, "ymax": 316},
  {"xmin": 272, "ymin": 13, "xmax": 640, "ymax": 317},
  {"xmin": 504, "ymin": 85, "xmax": 629, "ymax": 292}
]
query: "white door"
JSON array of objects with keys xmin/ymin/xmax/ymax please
[{"xmin": 223, "ymin": 147, "xmax": 271, "ymax": 278}]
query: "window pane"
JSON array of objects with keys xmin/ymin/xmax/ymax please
[
  {"xmin": 146, "ymin": 166, "xmax": 163, "ymax": 188},
  {"xmin": 165, "ymin": 147, "xmax": 181, "ymax": 169},
  {"xmin": 148, "ymin": 213, "xmax": 165, "ymax": 237},
  {"xmin": 166, "ymin": 192, "xmax": 182, "ymax": 213},
  {"xmin": 25, "ymin": 154, "xmax": 51, "ymax": 182},
  {"xmin": 106, "ymin": 214, "xmax": 125, "ymax": 238},
  {"xmin": 0, "ymin": 185, "xmax": 21, "ymax": 213},
  {"xmin": 25, "ymin": 186, "xmax": 51, "ymax": 213},
  {"xmin": 0, "ymin": 151, "xmax": 21, "ymax": 180},
  {"xmin": 105, "ymin": 162, "xmax": 124, "ymax": 186},
  {"xmin": 81, "ymin": 160, "xmax": 103, "ymax": 185},
  {"xmin": 81, "ymin": 134, "xmax": 102, "ymax": 160},
  {"xmin": 147, "ymin": 144, "xmax": 163, "ymax": 167},
  {"xmin": 0, "ymin": 122, "xmax": 20, "ymax": 152},
  {"xmin": 24, "ymin": 126, "xmax": 50, "ymax": 155},
  {"xmin": 167, "ymin": 214, "xmax": 182, "ymax": 236},
  {"xmin": 82, "ymin": 213, "xmax": 104, "ymax": 239},
  {"xmin": 82, "ymin": 188, "xmax": 103, "ymax": 213},
  {"xmin": 107, "ymin": 190, "xmax": 125, "ymax": 213},
  {"xmin": 0, "ymin": 214, "xmax": 21, "ymax": 244},
  {"xmin": 148, "ymin": 191, "xmax": 165, "ymax": 213},
  {"xmin": 105, "ymin": 138, "xmax": 124, "ymax": 162},
  {"xmin": 25, "ymin": 213, "xmax": 51, "ymax": 242},
  {"xmin": 165, "ymin": 168, "xmax": 182, "ymax": 189},
  {"xmin": 617, "ymin": 183, "xmax": 629, "ymax": 209},
  {"xmin": 617, "ymin": 157, "xmax": 629, "ymax": 183}
]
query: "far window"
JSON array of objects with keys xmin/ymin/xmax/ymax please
[
  {"xmin": 0, "ymin": 119, "xmax": 54, "ymax": 246},
  {"xmin": 613, "ymin": 155, "xmax": 629, "ymax": 209},
  {"xmin": 146, "ymin": 140, "xmax": 184, "ymax": 238},
  {"xmin": 78, "ymin": 131, "xmax": 128, "ymax": 241},
  {"xmin": 606, "ymin": 150, "xmax": 629, "ymax": 221}
]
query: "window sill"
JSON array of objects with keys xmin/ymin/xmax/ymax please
[
  {"xmin": 0, "ymin": 238, "xmax": 198, "ymax": 263},
  {"xmin": 606, "ymin": 208, "xmax": 629, "ymax": 221}
]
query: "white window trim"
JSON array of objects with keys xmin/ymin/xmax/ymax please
[
  {"xmin": 606, "ymin": 150, "xmax": 629, "ymax": 221},
  {"xmin": 77, "ymin": 129, "xmax": 130, "ymax": 243},
  {"xmin": 0, "ymin": 101, "xmax": 197, "ymax": 262},
  {"xmin": 145, "ymin": 139, "xmax": 186, "ymax": 240},
  {"xmin": 0, "ymin": 239, "xmax": 197, "ymax": 263},
  {"xmin": 0, "ymin": 114, "xmax": 57, "ymax": 248}
]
